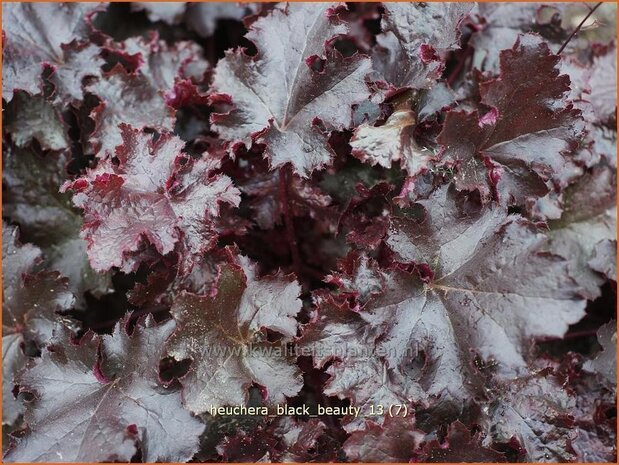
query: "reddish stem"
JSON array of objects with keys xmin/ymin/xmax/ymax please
[
  {"xmin": 279, "ymin": 165, "xmax": 302, "ymax": 278},
  {"xmin": 557, "ymin": 2, "xmax": 603, "ymax": 55}
]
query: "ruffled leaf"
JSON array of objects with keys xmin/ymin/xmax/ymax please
[
  {"xmin": 210, "ymin": 2, "xmax": 372, "ymax": 176},
  {"xmin": 5, "ymin": 317, "xmax": 204, "ymax": 462},
  {"xmin": 166, "ymin": 255, "xmax": 303, "ymax": 413},
  {"xmin": 63, "ymin": 125, "xmax": 240, "ymax": 273}
]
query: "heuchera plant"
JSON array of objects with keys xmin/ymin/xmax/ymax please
[{"xmin": 1, "ymin": 2, "xmax": 617, "ymax": 463}]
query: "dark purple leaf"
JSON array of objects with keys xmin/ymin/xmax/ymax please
[
  {"xmin": 5, "ymin": 93, "xmax": 70, "ymax": 151},
  {"xmin": 583, "ymin": 322, "xmax": 616, "ymax": 388},
  {"xmin": 85, "ymin": 66, "xmax": 177, "ymax": 158},
  {"xmin": 546, "ymin": 164, "xmax": 616, "ymax": 299},
  {"xmin": 2, "ymin": 223, "xmax": 76, "ymax": 427},
  {"xmin": 2, "ymin": 3, "xmax": 105, "ymax": 101},
  {"xmin": 374, "ymin": 3, "xmax": 472, "ymax": 90},
  {"xmin": 5, "ymin": 316, "xmax": 204, "ymax": 462},
  {"xmin": 166, "ymin": 256, "xmax": 303, "ymax": 413},
  {"xmin": 3, "ymin": 145, "xmax": 112, "ymax": 307},
  {"xmin": 343, "ymin": 415, "xmax": 424, "ymax": 462},
  {"xmin": 438, "ymin": 34, "xmax": 585, "ymax": 204},
  {"xmin": 480, "ymin": 369, "xmax": 578, "ymax": 462},
  {"xmin": 421, "ymin": 421, "xmax": 506, "ymax": 462},
  {"xmin": 62, "ymin": 125, "xmax": 240, "ymax": 273},
  {"xmin": 210, "ymin": 2, "xmax": 372, "ymax": 176}
]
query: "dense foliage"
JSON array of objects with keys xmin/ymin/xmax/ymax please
[{"xmin": 2, "ymin": 2, "xmax": 617, "ymax": 462}]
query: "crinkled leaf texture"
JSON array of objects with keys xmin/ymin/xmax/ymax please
[
  {"xmin": 589, "ymin": 46, "xmax": 617, "ymax": 124},
  {"xmin": 2, "ymin": 223, "xmax": 76, "ymax": 427},
  {"xmin": 86, "ymin": 66, "xmax": 177, "ymax": 158},
  {"xmin": 5, "ymin": 93, "xmax": 70, "ymax": 151},
  {"xmin": 481, "ymin": 369, "xmax": 578, "ymax": 462},
  {"xmin": 421, "ymin": 421, "xmax": 507, "ymax": 462},
  {"xmin": 343, "ymin": 416, "xmax": 424, "ymax": 462},
  {"xmin": 5, "ymin": 316, "xmax": 204, "ymax": 462},
  {"xmin": 2, "ymin": 334, "xmax": 27, "ymax": 427},
  {"xmin": 166, "ymin": 254, "xmax": 303, "ymax": 413},
  {"xmin": 351, "ymin": 109, "xmax": 434, "ymax": 177},
  {"xmin": 3, "ymin": 146, "xmax": 112, "ymax": 307},
  {"xmin": 2, "ymin": 2, "xmax": 105, "ymax": 101},
  {"xmin": 87, "ymin": 35, "xmax": 208, "ymax": 157},
  {"xmin": 113, "ymin": 34, "xmax": 209, "ymax": 101},
  {"xmin": 216, "ymin": 417, "xmax": 329, "ymax": 462},
  {"xmin": 438, "ymin": 34, "xmax": 585, "ymax": 204},
  {"xmin": 546, "ymin": 164, "xmax": 617, "ymax": 299},
  {"xmin": 375, "ymin": 3, "xmax": 472, "ymax": 90},
  {"xmin": 269, "ymin": 417, "xmax": 328, "ymax": 462},
  {"xmin": 63, "ymin": 125, "xmax": 240, "ymax": 273},
  {"xmin": 2, "ymin": 224, "xmax": 75, "ymax": 347},
  {"xmin": 210, "ymin": 2, "xmax": 372, "ymax": 176},
  {"xmin": 583, "ymin": 322, "xmax": 617, "ymax": 388},
  {"xmin": 302, "ymin": 184, "xmax": 587, "ymax": 430}
]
